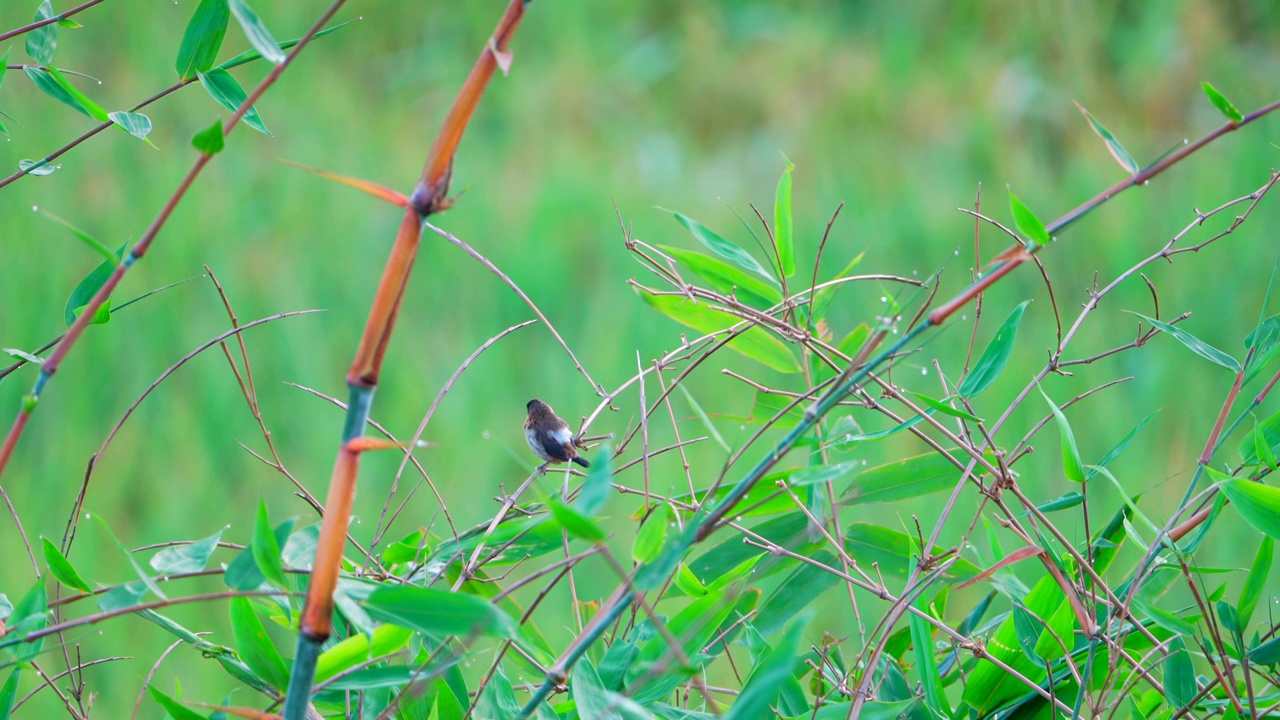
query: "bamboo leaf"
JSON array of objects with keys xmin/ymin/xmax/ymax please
[
  {"xmin": 25, "ymin": 0, "xmax": 57, "ymax": 65},
  {"xmin": 1074, "ymin": 101, "xmax": 1139, "ymax": 175},
  {"xmin": 1239, "ymin": 536, "xmax": 1273, "ymax": 628},
  {"xmin": 227, "ymin": 0, "xmax": 285, "ymax": 64},
  {"xmin": 1129, "ymin": 312, "xmax": 1241, "ymax": 372},
  {"xmin": 1164, "ymin": 637, "xmax": 1197, "ymax": 709},
  {"xmin": 198, "ymin": 68, "xmax": 269, "ymax": 134},
  {"xmin": 659, "ymin": 245, "xmax": 782, "ymax": 309},
  {"xmin": 1221, "ymin": 479, "xmax": 1280, "ymax": 540},
  {"xmin": 637, "ymin": 288, "xmax": 800, "ymax": 373},
  {"xmin": 191, "ymin": 118, "xmax": 225, "ymax": 154},
  {"xmin": 41, "ymin": 538, "xmax": 91, "ymax": 592},
  {"xmin": 673, "ymin": 212, "xmax": 772, "ymax": 280},
  {"xmin": 228, "ymin": 597, "xmax": 289, "ymax": 690},
  {"xmin": 1008, "ymin": 190, "xmax": 1050, "ymax": 246},
  {"xmin": 1202, "ymin": 82, "xmax": 1243, "ymax": 123},
  {"xmin": 1039, "ymin": 387, "xmax": 1086, "ymax": 482},
  {"xmin": 108, "ymin": 111, "xmax": 153, "ymax": 142},
  {"xmin": 175, "ymin": 0, "xmax": 230, "ymax": 80},
  {"xmin": 24, "ymin": 66, "xmax": 107, "ymax": 120},
  {"xmin": 361, "ymin": 585, "xmax": 518, "ymax": 639},
  {"xmin": 909, "ymin": 392, "xmax": 981, "ymax": 422},
  {"xmin": 958, "ymin": 301, "xmax": 1031, "ymax": 397},
  {"xmin": 774, "ymin": 159, "xmax": 796, "ymax": 277}
]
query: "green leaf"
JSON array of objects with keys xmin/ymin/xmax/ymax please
[
  {"xmin": 1008, "ymin": 190, "xmax": 1050, "ymax": 246},
  {"xmin": 673, "ymin": 562, "xmax": 707, "ymax": 597},
  {"xmin": 362, "ymin": 585, "xmax": 517, "ymax": 639},
  {"xmin": 217, "ymin": 20, "xmax": 350, "ymax": 71},
  {"xmin": 191, "ymin": 118, "xmax": 225, "ymax": 154},
  {"xmin": 1164, "ymin": 636, "xmax": 1197, "ymax": 709},
  {"xmin": 147, "ymin": 687, "xmax": 205, "ymax": 720},
  {"xmin": 843, "ymin": 523, "xmax": 979, "ymax": 581},
  {"xmin": 474, "ymin": 666, "xmax": 520, "ymax": 719},
  {"xmin": 748, "ymin": 390, "xmax": 805, "ymax": 430},
  {"xmin": 1087, "ymin": 410, "xmax": 1158, "ymax": 480},
  {"xmin": 1241, "ymin": 410, "xmax": 1280, "ymax": 466},
  {"xmin": 910, "ymin": 598, "xmax": 950, "ymax": 717},
  {"xmin": 1133, "ymin": 599, "xmax": 1196, "ymax": 637},
  {"xmin": 224, "ymin": 517, "xmax": 293, "ymax": 590},
  {"xmin": 150, "ymin": 529, "xmax": 223, "ymax": 575},
  {"xmin": 909, "ymin": 392, "xmax": 981, "ymax": 422},
  {"xmin": 637, "ymin": 289, "xmax": 800, "ymax": 373},
  {"xmin": 842, "ymin": 450, "xmax": 974, "ymax": 505},
  {"xmin": 0, "ymin": 47, "xmax": 11, "ymax": 94},
  {"xmin": 723, "ymin": 616, "xmax": 806, "ymax": 720},
  {"xmin": 1202, "ymin": 82, "xmax": 1243, "ymax": 123},
  {"xmin": 227, "ymin": 0, "xmax": 285, "ymax": 64},
  {"xmin": 574, "ymin": 657, "xmax": 653, "ymax": 720},
  {"xmin": 2, "ymin": 348, "xmax": 42, "ymax": 364},
  {"xmin": 315, "ymin": 624, "xmax": 412, "ymax": 683},
  {"xmin": 774, "ymin": 159, "xmax": 796, "ymax": 278},
  {"xmin": 108, "ymin": 111, "xmax": 153, "ymax": 141},
  {"xmin": 25, "ymin": 0, "xmax": 57, "ymax": 65},
  {"xmin": 836, "ymin": 323, "xmax": 870, "ymax": 359},
  {"xmin": 1239, "ymin": 536, "xmax": 1273, "ymax": 628},
  {"xmin": 549, "ymin": 499, "xmax": 606, "ymax": 542},
  {"xmin": 197, "ymin": 68, "xmax": 269, "ymax": 134},
  {"xmin": 0, "ymin": 669, "xmax": 19, "ymax": 720},
  {"xmin": 40, "ymin": 208, "xmax": 118, "ymax": 267},
  {"xmin": 1039, "ymin": 387, "xmax": 1086, "ymax": 482},
  {"xmin": 24, "ymin": 66, "xmax": 108, "ymax": 121},
  {"xmin": 576, "ymin": 445, "xmax": 613, "ymax": 515},
  {"xmin": 811, "ymin": 252, "xmax": 866, "ymax": 323},
  {"xmin": 673, "ymin": 212, "xmax": 771, "ymax": 280},
  {"xmin": 10, "ymin": 580, "xmax": 48, "ymax": 661},
  {"xmin": 17, "ymin": 159, "xmax": 56, "ymax": 176},
  {"xmin": 41, "ymin": 538, "xmax": 90, "ymax": 592},
  {"xmin": 788, "ymin": 460, "xmax": 859, "ymax": 487},
  {"xmin": 659, "ymin": 246, "xmax": 782, "ymax": 309},
  {"xmin": 958, "ymin": 301, "xmax": 1031, "ymax": 397},
  {"xmin": 252, "ymin": 500, "xmax": 287, "ymax": 588},
  {"xmin": 1129, "ymin": 313, "xmax": 1240, "ymax": 371},
  {"xmin": 1251, "ymin": 635, "xmax": 1280, "ymax": 664},
  {"xmin": 1035, "ymin": 492, "xmax": 1083, "ymax": 513},
  {"xmin": 1221, "ymin": 480, "xmax": 1280, "ymax": 539},
  {"xmin": 93, "ymin": 514, "xmax": 166, "ymax": 600},
  {"xmin": 1074, "ymin": 101, "xmax": 1139, "ymax": 175},
  {"xmin": 633, "ymin": 507, "xmax": 669, "ymax": 564},
  {"xmin": 176, "ymin": 0, "xmax": 230, "ymax": 80},
  {"xmin": 228, "ymin": 596, "xmax": 289, "ymax": 690}
]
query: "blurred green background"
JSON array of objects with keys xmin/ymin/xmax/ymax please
[{"xmin": 2, "ymin": 0, "xmax": 1280, "ymax": 715}]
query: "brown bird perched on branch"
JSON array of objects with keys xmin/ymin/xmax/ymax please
[{"xmin": 524, "ymin": 399, "xmax": 590, "ymax": 468}]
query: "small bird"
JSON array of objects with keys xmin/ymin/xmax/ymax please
[{"xmin": 524, "ymin": 399, "xmax": 590, "ymax": 468}]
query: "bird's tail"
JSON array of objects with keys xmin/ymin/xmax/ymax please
[{"xmin": 572, "ymin": 456, "xmax": 591, "ymax": 468}]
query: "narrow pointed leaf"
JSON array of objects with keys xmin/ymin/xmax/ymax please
[
  {"xmin": 723, "ymin": 616, "xmax": 806, "ymax": 720},
  {"xmin": 1074, "ymin": 101, "xmax": 1139, "ymax": 175},
  {"xmin": 774, "ymin": 159, "xmax": 796, "ymax": 277},
  {"xmin": 958, "ymin": 301, "xmax": 1031, "ymax": 397},
  {"xmin": 1008, "ymin": 190, "xmax": 1050, "ymax": 246},
  {"xmin": 659, "ymin": 245, "xmax": 782, "ymax": 309},
  {"xmin": 228, "ymin": 597, "xmax": 289, "ymax": 690},
  {"xmin": 1202, "ymin": 82, "xmax": 1243, "ymax": 123},
  {"xmin": 841, "ymin": 450, "xmax": 975, "ymax": 505},
  {"xmin": 1164, "ymin": 637, "xmax": 1196, "ymax": 708},
  {"xmin": 25, "ymin": 0, "xmax": 57, "ymax": 65},
  {"xmin": 217, "ymin": 20, "xmax": 351, "ymax": 71},
  {"xmin": 1239, "ymin": 536, "xmax": 1273, "ymax": 628},
  {"xmin": 1130, "ymin": 313, "xmax": 1240, "ymax": 372},
  {"xmin": 909, "ymin": 393, "xmax": 981, "ymax": 422},
  {"xmin": 198, "ymin": 68, "xmax": 269, "ymax": 134},
  {"xmin": 361, "ymin": 585, "xmax": 517, "ymax": 638},
  {"xmin": 227, "ymin": 0, "xmax": 285, "ymax": 64},
  {"xmin": 150, "ymin": 529, "xmax": 224, "ymax": 575},
  {"xmin": 40, "ymin": 209, "xmax": 117, "ymax": 266},
  {"xmin": 42, "ymin": 538, "xmax": 90, "ymax": 592},
  {"xmin": 175, "ymin": 0, "xmax": 230, "ymax": 80},
  {"xmin": 252, "ymin": 500, "xmax": 286, "ymax": 589},
  {"xmin": 18, "ymin": 159, "xmax": 56, "ymax": 176},
  {"xmin": 1039, "ymin": 387, "xmax": 1086, "ymax": 482},
  {"xmin": 636, "ymin": 289, "xmax": 800, "ymax": 373},
  {"xmin": 549, "ymin": 499, "xmax": 606, "ymax": 542},
  {"xmin": 1221, "ymin": 480, "xmax": 1280, "ymax": 539},
  {"xmin": 24, "ymin": 66, "xmax": 108, "ymax": 121},
  {"xmin": 673, "ymin": 212, "xmax": 771, "ymax": 280},
  {"xmin": 148, "ymin": 687, "xmax": 206, "ymax": 720}
]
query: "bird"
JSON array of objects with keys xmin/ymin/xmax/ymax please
[{"xmin": 524, "ymin": 399, "xmax": 590, "ymax": 468}]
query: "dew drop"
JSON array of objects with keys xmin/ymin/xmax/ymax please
[
  {"xmin": 880, "ymin": 296, "xmax": 887, "ymax": 302},
  {"xmin": 954, "ymin": 249, "xmax": 960, "ymax": 256},
  {"xmin": 481, "ymin": 430, "xmax": 491, "ymax": 439},
  {"xmin": 32, "ymin": 205, "xmax": 38, "ymax": 211},
  {"xmin": 961, "ymin": 315, "xmax": 968, "ymax": 321},
  {"xmin": 920, "ymin": 367, "xmax": 927, "ymax": 375}
]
